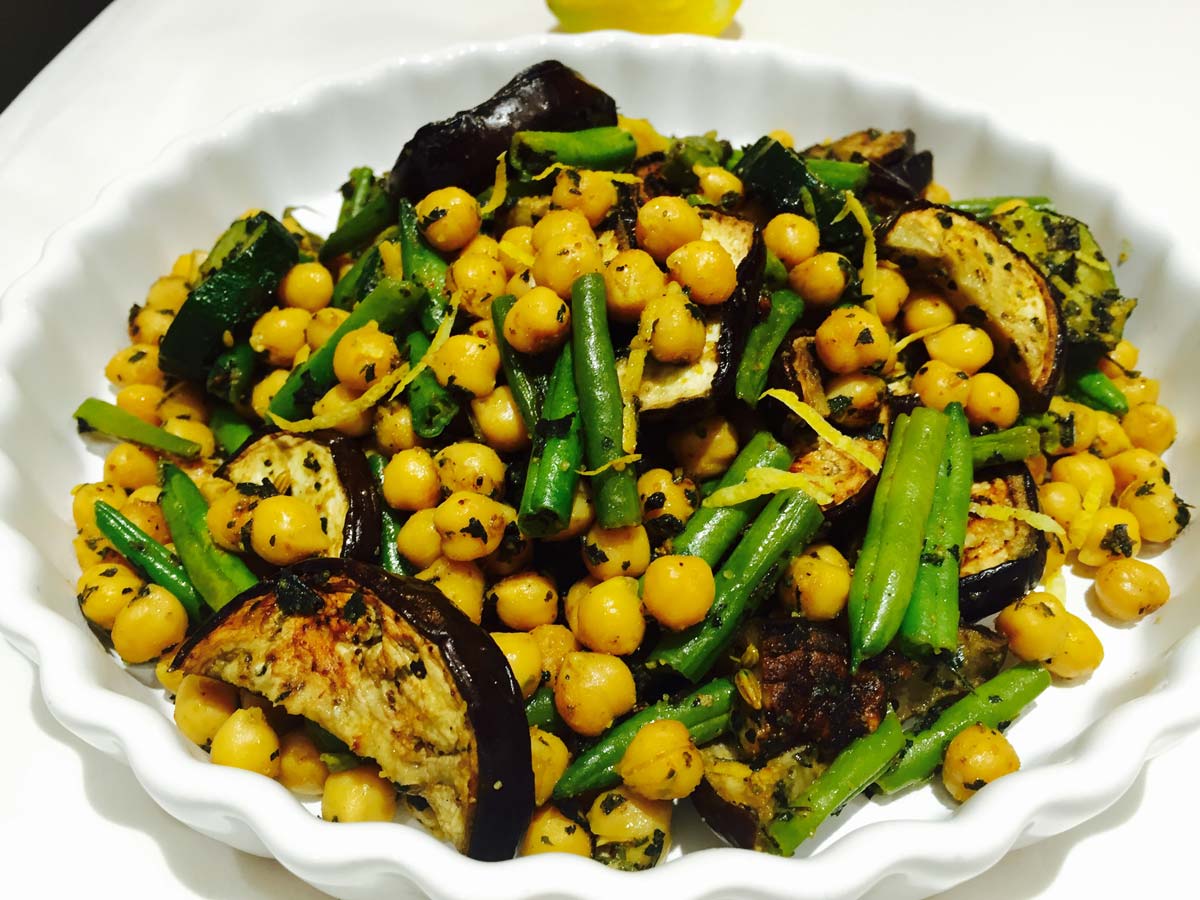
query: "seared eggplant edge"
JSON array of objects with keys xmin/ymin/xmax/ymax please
[{"xmin": 172, "ymin": 558, "xmax": 534, "ymax": 861}]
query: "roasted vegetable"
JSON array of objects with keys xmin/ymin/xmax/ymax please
[
  {"xmin": 770, "ymin": 333, "xmax": 829, "ymax": 417},
  {"xmin": 991, "ymin": 206, "xmax": 1135, "ymax": 354},
  {"xmin": 387, "ymin": 60, "xmax": 618, "ymax": 201},
  {"xmin": 510, "ymin": 126, "xmax": 636, "ymax": 178},
  {"xmin": 959, "ymin": 464, "xmax": 1048, "ymax": 621},
  {"xmin": 74, "ymin": 398, "xmax": 200, "ymax": 458},
  {"xmin": 159, "ymin": 213, "xmax": 298, "ymax": 380},
  {"xmin": 787, "ymin": 428, "xmax": 887, "ymax": 517},
  {"xmin": 172, "ymin": 558, "xmax": 534, "ymax": 860},
  {"xmin": 970, "ymin": 426, "xmax": 1042, "ymax": 469},
  {"xmin": 206, "ymin": 342, "xmax": 258, "ymax": 405},
  {"xmin": 519, "ymin": 342, "xmax": 583, "ymax": 537},
  {"xmin": 803, "ymin": 128, "xmax": 932, "ymax": 205},
  {"xmin": 216, "ymin": 430, "xmax": 381, "ymax": 562},
  {"xmin": 735, "ymin": 289, "xmax": 805, "ymax": 405},
  {"xmin": 879, "ymin": 203, "xmax": 1065, "ymax": 410}
]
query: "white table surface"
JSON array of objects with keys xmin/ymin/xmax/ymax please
[{"xmin": 2, "ymin": 1, "xmax": 1197, "ymax": 897}]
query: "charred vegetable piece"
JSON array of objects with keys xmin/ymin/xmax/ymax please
[
  {"xmin": 959, "ymin": 464, "xmax": 1048, "ymax": 621},
  {"xmin": 216, "ymin": 430, "xmax": 381, "ymax": 561},
  {"xmin": 510, "ymin": 126, "xmax": 636, "ymax": 178},
  {"xmin": 519, "ymin": 342, "xmax": 583, "ymax": 537},
  {"xmin": 770, "ymin": 333, "xmax": 829, "ymax": 417},
  {"xmin": 160, "ymin": 463, "xmax": 258, "ymax": 611},
  {"xmin": 209, "ymin": 403, "xmax": 254, "ymax": 457},
  {"xmin": 172, "ymin": 558, "xmax": 533, "ymax": 860},
  {"xmin": 787, "ymin": 428, "xmax": 887, "ymax": 517},
  {"xmin": 405, "ymin": 331, "xmax": 460, "ymax": 439},
  {"xmin": 875, "ymin": 662, "xmax": 1050, "ymax": 794},
  {"xmin": 159, "ymin": 213, "xmax": 298, "ymax": 380},
  {"xmin": 767, "ymin": 711, "xmax": 903, "ymax": 855},
  {"xmin": 368, "ymin": 454, "xmax": 411, "ymax": 576},
  {"xmin": 803, "ymin": 128, "xmax": 932, "ymax": 205},
  {"xmin": 553, "ymin": 678, "xmax": 734, "ymax": 798},
  {"xmin": 93, "ymin": 500, "xmax": 204, "ymax": 621},
  {"xmin": 735, "ymin": 289, "xmax": 805, "ymax": 405},
  {"xmin": 387, "ymin": 60, "xmax": 618, "ymax": 201},
  {"xmin": 991, "ymin": 206, "xmax": 1135, "ymax": 353},
  {"xmin": 206, "ymin": 342, "xmax": 258, "ymax": 405},
  {"xmin": 970, "ymin": 426, "xmax": 1041, "ymax": 469},
  {"xmin": 74, "ymin": 398, "xmax": 200, "ymax": 458},
  {"xmin": 804, "ymin": 129, "xmax": 914, "ymax": 165},
  {"xmin": 660, "ymin": 132, "xmax": 732, "ymax": 192},
  {"xmin": 879, "ymin": 203, "xmax": 1065, "ymax": 411}
]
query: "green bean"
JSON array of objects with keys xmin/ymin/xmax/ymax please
[
  {"xmin": 970, "ymin": 425, "xmax": 1042, "ymax": 469},
  {"xmin": 209, "ymin": 403, "xmax": 254, "ymax": 457},
  {"xmin": 900, "ymin": 402, "xmax": 972, "ymax": 655},
  {"xmin": 518, "ymin": 343, "xmax": 583, "ymax": 537},
  {"xmin": 398, "ymin": 198, "xmax": 450, "ymax": 335},
  {"xmin": 510, "ymin": 127, "xmax": 637, "ymax": 179},
  {"xmin": 767, "ymin": 711, "xmax": 904, "ymax": 855},
  {"xmin": 337, "ymin": 167, "xmax": 376, "ymax": 229},
  {"xmin": 735, "ymin": 289, "xmax": 806, "ymax": 405},
  {"xmin": 570, "ymin": 273, "xmax": 640, "ymax": 528},
  {"xmin": 368, "ymin": 454, "xmax": 412, "ymax": 576},
  {"xmin": 525, "ymin": 685, "xmax": 564, "ymax": 732},
  {"xmin": 490, "ymin": 294, "xmax": 546, "ymax": 432},
  {"xmin": 805, "ymin": 158, "xmax": 870, "ymax": 192},
  {"xmin": 552, "ymin": 679, "xmax": 734, "ymax": 799},
  {"xmin": 948, "ymin": 196, "xmax": 1054, "ymax": 217},
  {"xmin": 405, "ymin": 332, "xmax": 460, "ymax": 439},
  {"xmin": 206, "ymin": 342, "xmax": 257, "ymax": 404},
  {"xmin": 875, "ymin": 663, "xmax": 1051, "ymax": 794},
  {"xmin": 1067, "ymin": 367, "xmax": 1129, "ymax": 416},
  {"xmin": 74, "ymin": 399, "xmax": 200, "ymax": 458},
  {"xmin": 319, "ymin": 188, "xmax": 394, "ymax": 263}
]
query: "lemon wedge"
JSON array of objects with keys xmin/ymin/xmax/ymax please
[{"xmin": 547, "ymin": 0, "xmax": 742, "ymax": 36}]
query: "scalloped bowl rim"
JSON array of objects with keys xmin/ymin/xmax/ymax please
[{"xmin": 1, "ymin": 31, "xmax": 1198, "ymax": 900}]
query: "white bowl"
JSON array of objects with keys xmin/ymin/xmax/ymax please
[{"xmin": 2, "ymin": 31, "xmax": 1199, "ymax": 900}]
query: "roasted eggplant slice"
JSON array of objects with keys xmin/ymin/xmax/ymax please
[
  {"xmin": 216, "ymin": 430, "xmax": 380, "ymax": 561},
  {"xmin": 173, "ymin": 559, "xmax": 533, "ymax": 861},
  {"xmin": 387, "ymin": 60, "xmax": 617, "ymax": 201},
  {"xmin": 959, "ymin": 464, "xmax": 1048, "ymax": 621},
  {"xmin": 771, "ymin": 333, "xmax": 829, "ymax": 416},
  {"xmin": 879, "ymin": 203, "xmax": 1065, "ymax": 410},
  {"xmin": 788, "ymin": 431, "xmax": 886, "ymax": 517}
]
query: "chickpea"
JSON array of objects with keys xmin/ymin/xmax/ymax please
[
  {"xmin": 415, "ymin": 186, "xmax": 481, "ymax": 253},
  {"xmin": 1050, "ymin": 453, "xmax": 1115, "ymax": 505},
  {"xmin": 530, "ymin": 623, "xmax": 579, "ymax": 683},
  {"xmin": 576, "ymin": 576, "xmax": 646, "ymax": 656},
  {"xmin": 1119, "ymin": 478, "xmax": 1188, "ymax": 543},
  {"xmin": 519, "ymin": 805, "xmax": 592, "ymax": 857},
  {"xmin": 587, "ymin": 786, "xmax": 672, "ymax": 869},
  {"xmin": 155, "ymin": 650, "xmax": 184, "ymax": 694},
  {"xmin": 941, "ymin": 724, "xmax": 1020, "ymax": 803},
  {"xmin": 173, "ymin": 675, "xmax": 238, "ymax": 747},
  {"xmin": 778, "ymin": 547, "xmax": 851, "ymax": 621},
  {"xmin": 617, "ymin": 719, "xmax": 704, "ymax": 801},
  {"xmin": 331, "ymin": 321, "xmax": 399, "ymax": 392},
  {"xmin": 76, "ymin": 562, "xmax": 144, "ymax": 630},
  {"xmin": 490, "ymin": 571, "xmax": 558, "ymax": 631},
  {"xmin": 502, "ymin": 286, "xmax": 570, "ymax": 355},
  {"xmin": 531, "ymin": 209, "xmax": 594, "ymax": 253},
  {"xmin": 1122, "ymin": 403, "xmax": 1176, "ymax": 455},
  {"xmin": 869, "ymin": 265, "xmax": 910, "ymax": 325},
  {"xmin": 1090, "ymin": 411, "xmax": 1132, "ymax": 458},
  {"xmin": 1047, "ymin": 397, "xmax": 1098, "ymax": 456},
  {"xmin": 563, "ymin": 575, "xmax": 598, "ymax": 635},
  {"xmin": 767, "ymin": 128, "xmax": 795, "ymax": 148},
  {"xmin": 429, "ymin": 333, "xmax": 501, "ymax": 397},
  {"xmin": 382, "ymin": 448, "xmax": 441, "ymax": 511},
  {"xmin": 278, "ymin": 730, "xmax": 329, "ymax": 795},
  {"xmin": 205, "ymin": 486, "xmax": 257, "ymax": 552},
  {"xmin": 669, "ymin": 414, "xmax": 739, "ymax": 479},
  {"xmin": 416, "ymin": 557, "xmax": 486, "ymax": 623},
  {"xmin": 468, "ymin": 317, "xmax": 497, "ymax": 345},
  {"xmin": 145, "ymin": 275, "xmax": 189, "ymax": 311},
  {"xmin": 1075, "ymin": 506, "xmax": 1141, "ymax": 568},
  {"xmin": 305, "ymin": 307, "xmax": 349, "ymax": 351},
  {"xmin": 114, "ymin": 383, "xmax": 164, "ymax": 425},
  {"xmin": 483, "ymin": 520, "xmax": 533, "ymax": 578},
  {"xmin": 635, "ymin": 196, "xmax": 703, "ymax": 263},
  {"xmin": 127, "ymin": 304, "xmax": 176, "ymax": 346},
  {"xmin": 551, "ymin": 168, "xmax": 618, "ymax": 227},
  {"xmin": 163, "ymin": 416, "xmax": 216, "ymax": 458},
  {"xmin": 105, "ymin": 343, "xmax": 163, "ymax": 388},
  {"xmin": 532, "ymin": 232, "xmax": 604, "ymax": 299},
  {"xmin": 249, "ymin": 495, "xmax": 330, "ymax": 565},
  {"xmin": 461, "ymin": 233, "xmax": 500, "ymax": 260},
  {"xmin": 1098, "ymin": 339, "xmax": 1139, "ymax": 379},
  {"xmin": 666, "ymin": 239, "xmax": 737, "ymax": 306},
  {"xmin": 121, "ymin": 493, "xmax": 171, "ymax": 544},
  {"xmin": 498, "ymin": 225, "xmax": 535, "ymax": 276},
  {"xmin": 434, "ymin": 441, "xmax": 505, "ymax": 498},
  {"xmin": 1038, "ymin": 481, "xmax": 1082, "ymax": 532},
  {"xmin": 72, "ymin": 526, "xmax": 122, "ymax": 570},
  {"xmin": 995, "ymin": 592, "xmax": 1070, "ymax": 662},
  {"xmin": 647, "ymin": 285, "xmax": 708, "ymax": 365},
  {"xmin": 789, "ymin": 252, "xmax": 849, "ymax": 308},
  {"xmin": 814, "ymin": 306, "xmax": 891, "ymax": 374},
  {"xmin": 825, "ymin": 373, "xmax": 886, "ymax": 427},
  {"xmin": 492, "ymin": 631, "xmax": 544, "ymax": 698},
  {"xmin": 925, "ymin": 324, "xmax": 994, "ymax": 375},
  {"xmin": 448, "ymin": 252, "xmax": 508, "ymax": 319},
  {"xmin": 637, "ymin": 468, "xmax": 697, "ymax": 530},
  {"xmin": 311, "ymin": 383, "xmax": 373, "ymax": 437},
  {"xmin": 923, "ymin": 182, "xmax": 952, "ymax": 204},
  {"xmin": 372, "ymin": 401, "xmax": 419, "ymax": 455},
  {"xmin": 1116, "ymin": 375, "xmax": 1159, "ymax": 408},
  {"xmin": 642, "ymin": 555, "xmax": 715, "ymax": 631},
  {"xmin": 910, "ymin": 360, "xmax": 970, "ymax": 412},
  {"xmin": 1094, "ymin": 557, "xmax": 1170, "ymax": 621},
  {"xmin": 694, "ymin": 164, "xmax": 744, "ymax": 206},
  {"xmin": 543, "ymin": 481, "xmax": 596, "ymax": 543},
  {"xmin": 1109, "ymin": 448, "xmax": 1168, "ymax": 495},
  {"xmin": 471, "ymin": 387, "xmax": 531, "ymax": 453},
  {"xmin": 604, "ymin": 249, "xmax": 667, "ymax": 323},
  {"xmin": 395, "ymin": 508, "xmax": 442, "ymax": 569},
  {"xmin": 965, "ymin": 373, "xmax": 1020, "ymax": 429},
  {"xmin": 901, "ymin": 290, "xmax": 957, "ymax": 334},
  {"xmin": 249, "ymin": 307, "xmax": 311, "ymax": 368},
  {"xmin": 103, "ymin": 442, "xmax": 159, "ymax": 491},
  {"xmin": 530, "ymin": 727, "xmax": 572, "ymax": 806},
  {"xmin": 158, "ymin": 383, "xmax": 209, "ymax": 426},
  {"xmin": 279, "ymin": 261, "xmax": 334, "ymax": 311},
  {"xmin": 1045, "ymin": 613, "xmax": 1104, "ymax": 679},
  {"xmin": 71, "ymin": 481, "xmax": 127, "ymax": 531},
  {"xmin": 555, "ymin": 651, "xmax": 637, "ymax": 737},
  {"xmin": 209, "ymin": 707, "xmax": 281, "ymax": 778},
  {"xmin": 433, "ymin": 491, "xmax": 511, "ymax": 562},
  {"xmin": 762, "ymin": 213, "xmax": 819, "ymax": 268},
  {"xmin": 321, "ymin": 766, "xmax": 397, "ymax": 823},
  {"xmin": 581, "ymin": 524, "xmax": 651, "ymax": 580},
  {"xmin": 250, "ymin": 369, "xmax": 290, "ymax": 421},
  {"xmin": 507, "ymin": 268, "xmax": 534, "ymax": 299}
]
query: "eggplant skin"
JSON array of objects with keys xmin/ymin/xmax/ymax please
[
  {"xmin": 215, "ymin": 429, "xmax": 381, "ymax": 562},
  {"xmin": 173, "ymin": 558, "xmax": 533, "ymax": 861},
  {"xmin": 878, "ymin": 202, "xmax": 1065, "ymax": 412},
  {"xmin": 387, "ymin": 60, "xmax": 617, "ymax": 201},
  {"xmin": 959, "ymin": 464, "xmax": 1048, "ymax": 622}
]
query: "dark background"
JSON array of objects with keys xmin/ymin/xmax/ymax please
[{"xmin": 0, "ymin": 0, "xmax": 114, "ymax": 112}]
